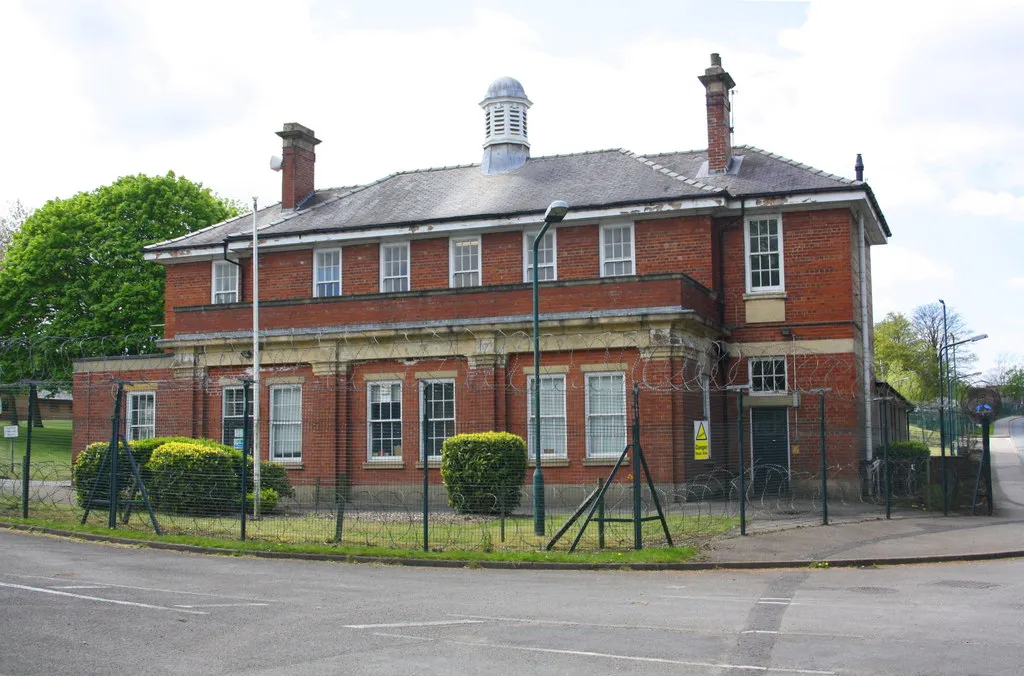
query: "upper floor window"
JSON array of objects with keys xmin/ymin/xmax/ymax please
[
  {"xmin": 749, "ymin": 356, "xmax": 787, "ymax": 394},
  {"xmin": 212, "ymin": 261, "xmax": 238, "ymax": 304},
  {"xmin": 524, "ymin": 229, "xmax": 557, "ymax": 282},
  {"xmin": 313, "ymin": 248, "xmax": 341, "ymax": 297},
  {"xmin": 380, "ymin": 242, "xmax": 410, "ymax": 293},
  {"xmin": 746, "ymin": 216, "xmax": 784, "ymax": 292},
  {"xmin": 126, "ymin": 391, "xmax": 155, "ymax": 441},
  {"xmin": 450, "ymin": 236, "xmax": 481, "ymax": 288},
  {"xmin": 600, "ymin": 224, "xmax": 634, "ymax": 277}
]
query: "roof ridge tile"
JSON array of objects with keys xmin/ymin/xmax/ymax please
[{"xmin": 618, "ymin": 149, "xmax": 720, "ymax": 192}]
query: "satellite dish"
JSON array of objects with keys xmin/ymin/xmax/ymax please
[{"xmin": 269, "ymin": 155, "xmax": 283, "ymax": 172}]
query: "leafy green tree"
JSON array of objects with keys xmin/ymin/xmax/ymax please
[{"xmin": 0, "ymin": 173, "xmax": 236, "ymax": 384}]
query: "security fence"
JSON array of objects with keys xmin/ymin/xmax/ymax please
[{"xmin": 0, "ymin": 331, "xmax": 994, "ymax": 553}]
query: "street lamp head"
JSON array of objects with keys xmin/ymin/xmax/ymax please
[
  {"xmin": 968, "ymin": 333, "xmax": 988, "ymax": 343},
  {"xmin": 544, "ymin": 200, "xmax": 569, "ymax": 224}
]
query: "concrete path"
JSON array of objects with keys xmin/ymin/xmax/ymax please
[{"xmin": 704, "ymin": 416, "xmax": 1024, "ymax": 564}]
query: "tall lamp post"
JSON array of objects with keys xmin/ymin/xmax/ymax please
[
  {"xmin": 938, "ymin": 332, "xmax": 987, "ymax": 515},
  {"xmin": 532, "ymin": 200, "xmax": 569, "ymax": 537}
]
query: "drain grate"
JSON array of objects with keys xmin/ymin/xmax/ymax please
[
  {"xmin": 931, "ymin": 580, "xmax": 1001, "ymax": 590},
  {"xmin": 849, "ymin": 586, "xmax": 898, "ymax": 595}
]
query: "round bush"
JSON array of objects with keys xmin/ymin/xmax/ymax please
[
  {"xmin": 147, "ymin": 442, "xmax": 239, "ymax": 515},
  {"xmin": 245, "ymin": 488, "xmax": 279, "ymax": 514},
  {"xmin": 440, "ymin": 432, "xmax": 527, "ymax": 515}
]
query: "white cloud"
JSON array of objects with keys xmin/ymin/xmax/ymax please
[
  {"xmin": 950, "ymin": 190, "xmax": 1024, "ymax": 221},
  {"xmin": 1010, "ymin": 277, "xmax": 1024, "ymax": 288},
  {"xmin": 872, "ymin": 245, "xmax": 952, "ymax": 286}
]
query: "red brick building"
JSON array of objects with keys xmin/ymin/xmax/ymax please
[{"xmin": 73, "ymin": 55, "xmax": 890, "ymax": 497}]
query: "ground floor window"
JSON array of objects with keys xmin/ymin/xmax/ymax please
[
  {"xmin": 222, "ymin": 385, "xmax": 252, "ymax": 449},
  {"xmin": 270, "ymin": 385, "xmax": 302, "ymax": 461},
  {"xmin": 421, "ymin": 380, "xmax": 455, "ymax": 459},
  {"xmin": 126, "ymin": 391, "xmax": 155, "ymax": 441},
  {"xmin": 368, "ymin": 382, "xmax": 402, "ymax": 459},
  {"xmin": 527, "ymin": 374, "xmax": 567, "ymax": 457},
  {"xmin": 750, "ymin": 356, "xmax": 787, "ymax": 394},
  {"xmin": 585, "ymin": 372, "xmax": 626, "ymax": 457}
]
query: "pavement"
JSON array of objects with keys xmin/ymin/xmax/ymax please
[{"xmin": 702, "ymin": 415, "xmax": 1024, "ymax": 566}]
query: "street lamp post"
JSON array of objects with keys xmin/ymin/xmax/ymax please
[{"xmin": 532, "ymin": 200, "xmax": 569, "ymax": 537}]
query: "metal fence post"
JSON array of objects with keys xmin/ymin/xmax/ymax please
[
  {"xmin": 737, "ymin": 389, "xmax": 746, "ymax": 536},
  {"xmin": 422, "ymin": 386, "xmax": 431, "ymax": 553},
  {"xmin": 21, "ymin": 384, "xmax": 36, "ymax": 519},
  {"xmin": 820, "ymin": 390, "xmax": 828, "ymax": 526},
  {"xmin": 240, "ymin": 380, "xmax": 252, "ymax": 541},
  {"xmin": 632, "ymin": 385, "xmax": 642, "ymax": 550},
  {"xmin": 883, "ymin": 400, "xmax": 891, "ymax": 520},
  {"xmin": 108, "ymin": 384, "xmax": 122, "ymax": 529}
]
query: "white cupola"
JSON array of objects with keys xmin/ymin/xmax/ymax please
[{"xmin": 480, "ymin": 76, "xmax": 532, "ymax": 175}]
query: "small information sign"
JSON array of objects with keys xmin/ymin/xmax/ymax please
[
  {"xmin": 3, "ymin": 425, "xmax": 17, "ymax": 439},
  {"xmin": 694, "ymin": 420, "xmax": 709, "ymax": 460}
]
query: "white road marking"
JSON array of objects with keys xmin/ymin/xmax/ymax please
[
  {"xmin": 761, "ymin": 597, "xmax": 792, "ymax": 601},
  {"xmin": 743, "ymin": 630, "xmax": 780, "ymax": 635},
  {"xmin": 0, "ymin": 582, "xmax": 207, "ymax": 615},
  {"xmin": 344, "ymin": 619, "xmax": 485, "ymax": 629},
  {"xmin": 451, "ymin": 613, "xmax": 708, "ymax": 635},
  {"xmin": 370, "ymin": 632, "xmax": 434, "ymax": 642},
  {"xmin": 7, "ymin": 574, "xmax": 273, "ymax": 602},
  {"xmin": 441, "ymin": 639, "xmax": 835, "ymax": 674},
  {"xmin": 174, "ymin": 603, "xmax": 270, "ymax": 608},
  {"xmin": 757, "ymin": 601, "xmax": 792, "ymax": 605},
  {"xmin": 53, "ymin": 585, "xmax": 109, "ymax": 590}
]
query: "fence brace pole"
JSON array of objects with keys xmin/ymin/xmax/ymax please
[
  {"xmin": 240, "ymin": 378, "xmax": 252, "ymax": 541},
  {"xmin": 632, "ymin": 385, "xmax": 642, "ymax": 550}
]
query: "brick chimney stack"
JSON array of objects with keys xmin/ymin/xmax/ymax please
[
  {"xmin": 276, "ymin": 122, "xmax": 321, "ymax": 210},
  {"xmin": 697, "ymin": 53, "xmax": 736, "ymax": 174}
]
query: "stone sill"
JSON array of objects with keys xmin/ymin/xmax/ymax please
[
  {"xmin": 414, "ymin": 460, "xmax": 443, "ymax": 469},
  {"xmin": 582, "ymin": 456, "xmax": 628, "ymax": 466},
  {"xmin": 743, "ymin": 291, "xmax": 787, "ymax": 300},
  {"xmin": 363, "ymin": 461, "xmax": 404, "ymax": 470},
  {"xmin": 527, "ymin": 457, "xmax": 570, "ymax": 467}
]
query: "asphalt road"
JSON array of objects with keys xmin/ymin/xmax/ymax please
[{"xmin": 1, "ymin": 531, "xmax": 1023, "ymax": 675}]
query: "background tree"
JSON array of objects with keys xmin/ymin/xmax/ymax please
[
  {"xmin": 0, "ymin": 199, "xmax": 29, "ymax": 265},
  {"xmin": 875, "ymin": 302, "xmax": 976, "ymax": 402},
  {"xmin": 0, "ymin": 173, "xmax": 237, "ymax": 385}
]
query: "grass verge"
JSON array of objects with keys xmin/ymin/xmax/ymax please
[{"xmin": 1, "ymin": 515, "xmax": 710, "ymax": 565}]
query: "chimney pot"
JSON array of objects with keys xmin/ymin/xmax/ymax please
[
  {"xmin": 276, "ymin": 122, "xmax": 321, "ymax": 210},
  {"xmin": 697, "ymin": 54, "xmax": 736, "ymax": 174},
  {"xmin": 855, "ymin": 153, "xmax": 864, "ymax": 182}
]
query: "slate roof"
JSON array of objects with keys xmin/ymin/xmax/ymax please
[{"xmin": 146, "ymin": 146, "xmax": 876, "ymax": 253}]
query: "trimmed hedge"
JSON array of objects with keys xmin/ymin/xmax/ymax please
[
  {"xmin": 879, "ymin": 440, "xmax": 930, "ymax": 463},
  {"xmin": 440, "ymin": 432, "xmax": 527, "ymax": 515},
  {"xmin": 147, "ymin": 442, "xmax": 239, "ymax": 515},
  {"xmin": 73, "ymin": 436, "xmax": 292, "ymax": 514}
]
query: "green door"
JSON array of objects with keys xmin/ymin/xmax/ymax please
[{"xmin": 751, "ymin": 407, "xmax": 789, "ymax": 495}]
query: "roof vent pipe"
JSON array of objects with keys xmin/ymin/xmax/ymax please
[{"xmin": 855, "ymin": 153, "xmax": 864, "ymax": 182}]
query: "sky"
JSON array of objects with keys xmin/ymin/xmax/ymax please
[{"xmin": 0, "ymin": 0, "xmax": 1020, "ymax": 377}]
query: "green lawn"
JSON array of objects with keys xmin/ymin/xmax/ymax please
[{"xmin": 2, "ymin": 419, "xmax": 73, "ymax": 477}]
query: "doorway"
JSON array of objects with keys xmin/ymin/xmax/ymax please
[{"xmin": 750, "ymin": 407, "xmax": 790, "ymax": 495}]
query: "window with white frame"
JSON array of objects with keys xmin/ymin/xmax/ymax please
[
  {"xmin": 421, "ymin": 380, "xmax": 455, "ymax": 459},
  {"xmin": 600, "ymin": 224, "xmax": 635, "ymax": 277},
  {"xmin": 313, "ymin": 249, "xmax": 341, "ymax": 297},
  {"xmin": 749, "ymin": 357, "xmax": 787, "ymax": 394},
  {"xmin": 746, "ymin": 216, "xmax": 784, "ymax": 292},
  {"xmin": 585, "ymin": 372, "xmax": 627, "ymax": 457},
  {"xmin": 222, "ymin": 385, "xmax": 252, "ymax": 448},
  {"xmin": 527, "ymin": 374, "xmax": 567, "ymax": 457},
  {"xmin": 380, "ymin": 242, "xmax": 410, "ymax": 292},
  {"xmin": 368, "ymin": 382, "xmax": 402, "ymax": 460},
  {"xmin": 212, "ymin": 261, "xmax": 238, "ymax": 304},
  {"xmin": 450, "ymin": 236, "xmax": 481, "ymax": 287},
  {"xmin": 523, "ymin": 229, "xmax": 557, "ymax": 282},
  {"xmin": 126, "ymin": 391, "xmax": 155, "ymax": 441},
  {"xmin": 270, "ymin": 385, "xmax": 302, "ymax": 461}
]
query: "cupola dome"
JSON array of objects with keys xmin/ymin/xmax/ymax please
[{"xmin": 480, "ymin": 76, "xmax": 532, "ymax": 174}]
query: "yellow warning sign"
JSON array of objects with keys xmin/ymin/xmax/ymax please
[{"xmin": 694, "ymin": 420, "xmax": 710, "ymax": 460}]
